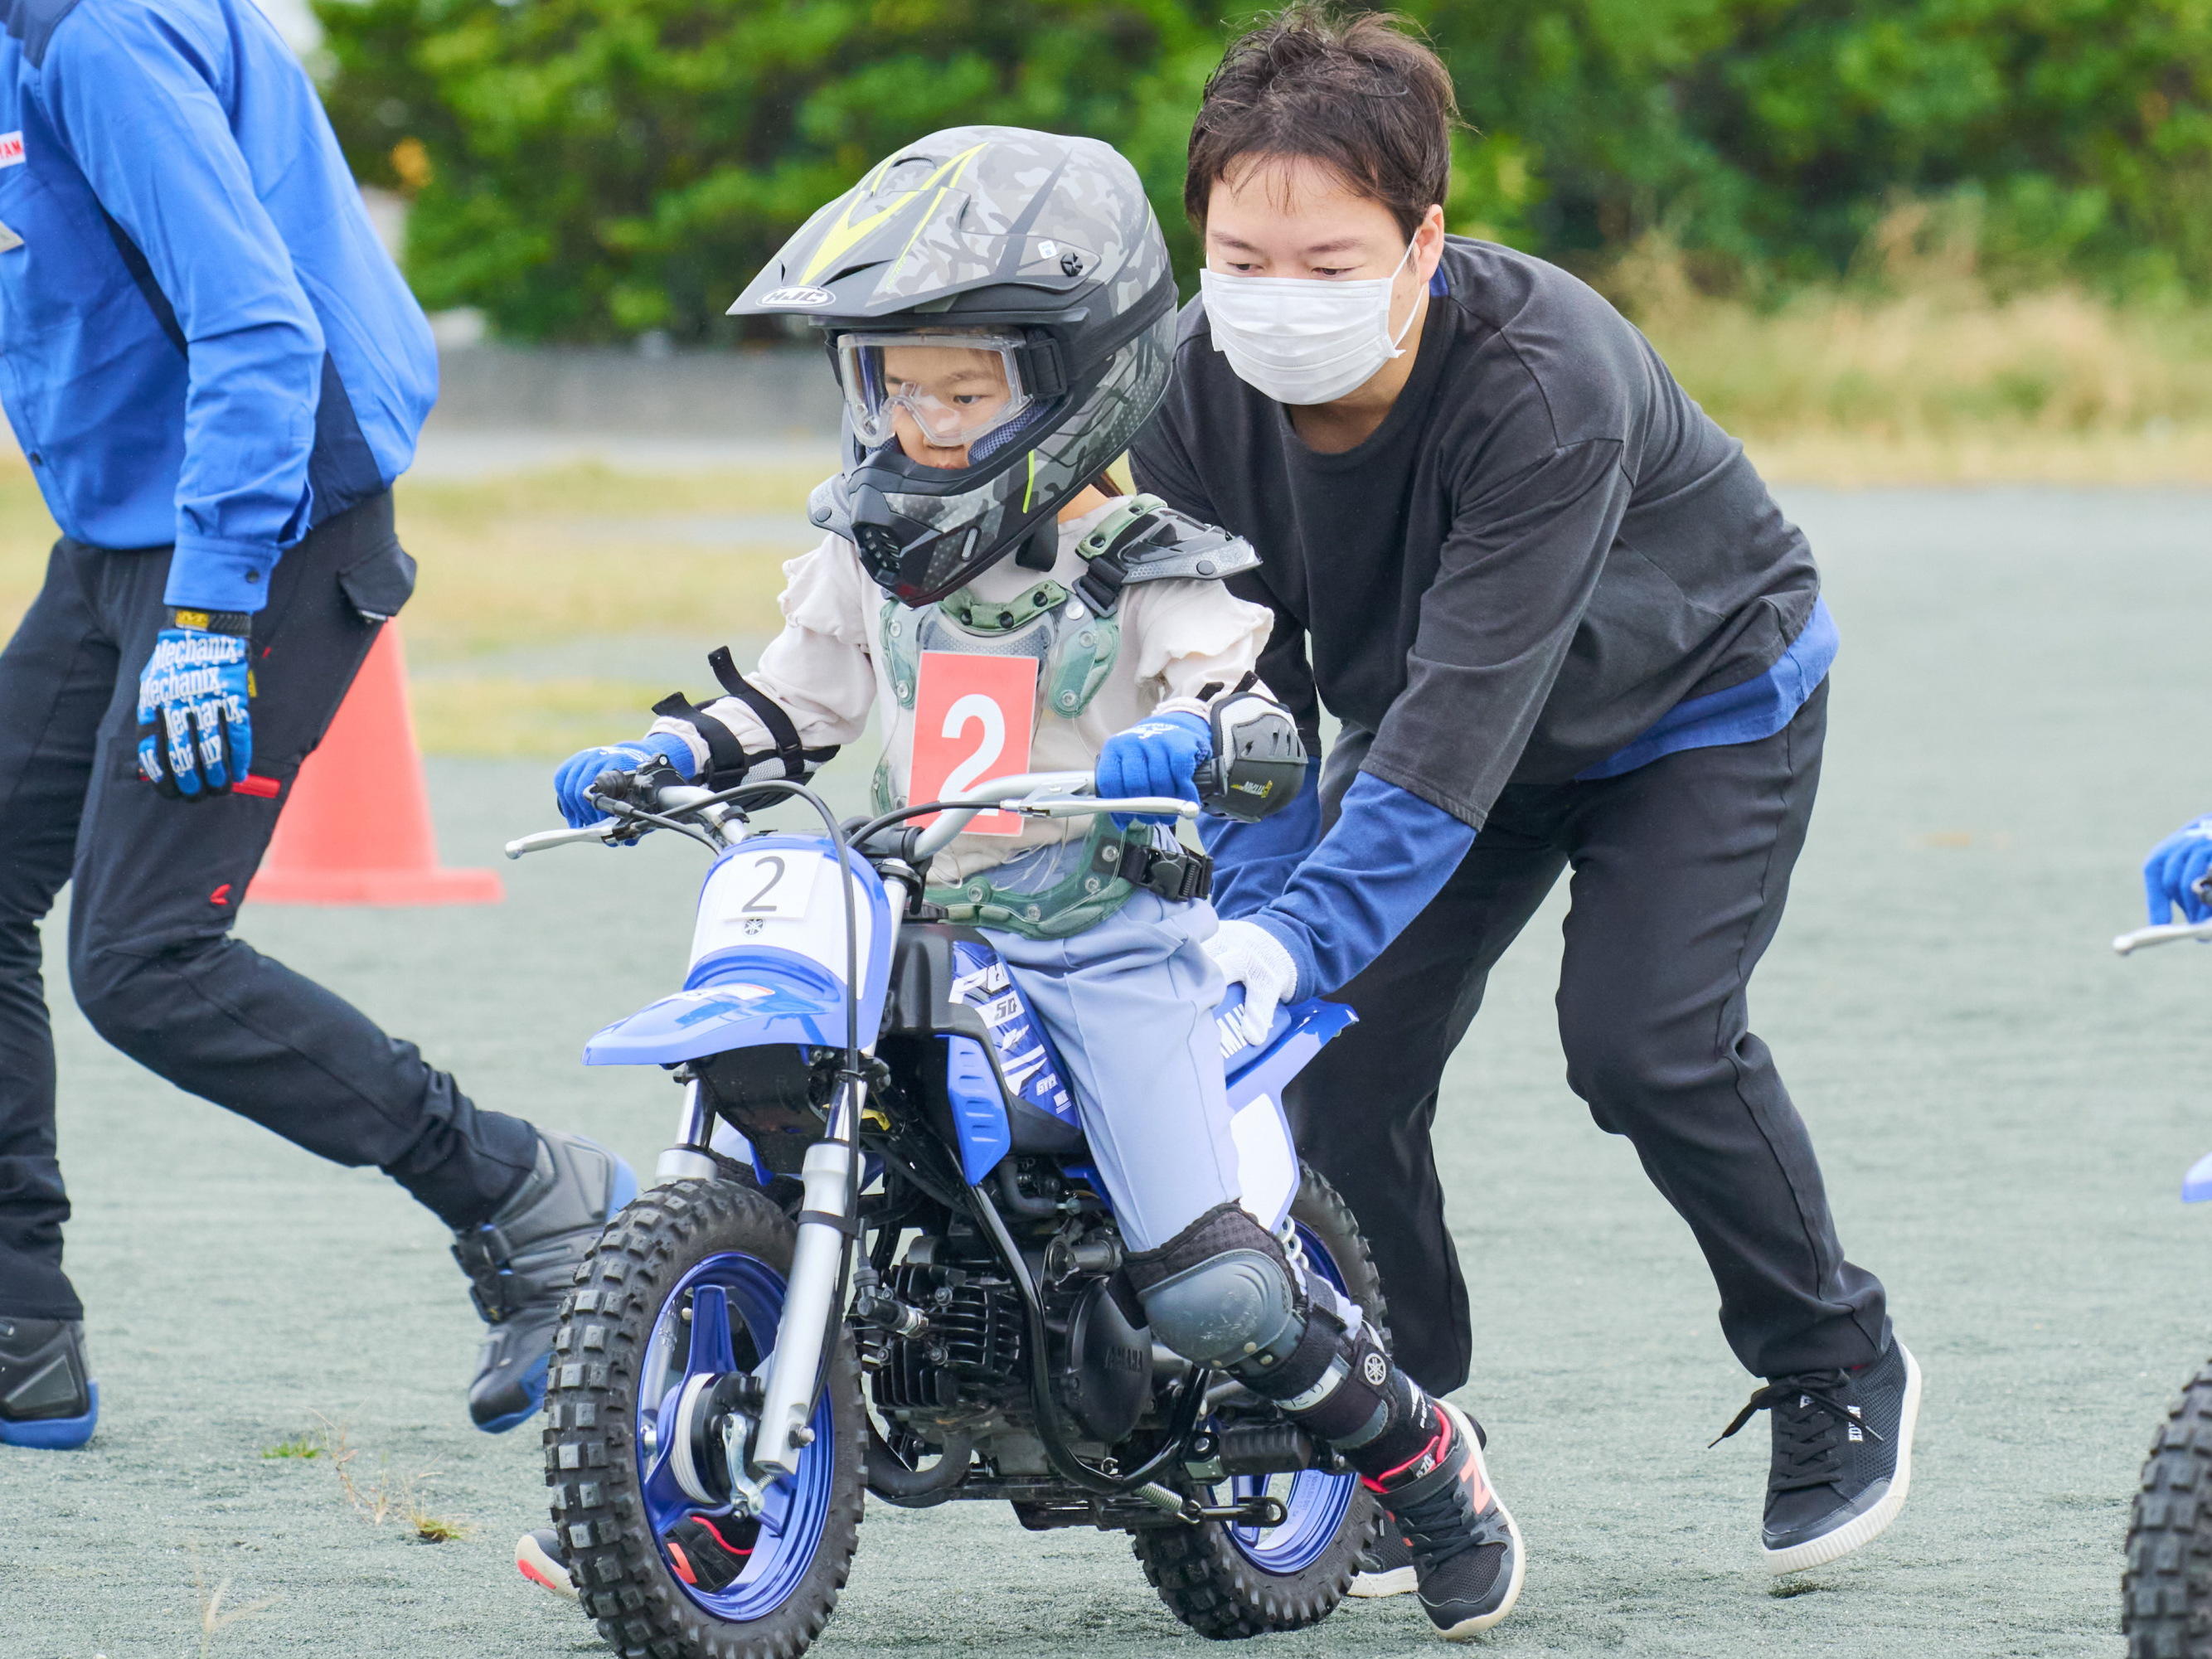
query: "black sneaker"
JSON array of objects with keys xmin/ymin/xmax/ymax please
[
  {"xmin": 1349, "ymin": 1526, "xmax": 1418, "ymax": 1598},
  {"xmin": 1365, "ymin": 1401, "xmax": 1526, "ymax": 1639},
  {"xmin": 453, "ymin": 1130, "xmax": 636, "ymax": 1433},
  {"xmin": 1713, "ymin": 1340, "xmax": 1922, "ymax": 1574},
  {"xmin": 0, "ymin": 1317, "xmax": 96, "ymax": 1450}
]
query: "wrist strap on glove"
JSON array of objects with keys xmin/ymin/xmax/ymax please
[
  {"xmin": 652, "ymin": 646, "xmax": 837, "ymax": 790},
  {"xmin": 168, "ymin": 608, "xmax": 252, "ymax": 636}
]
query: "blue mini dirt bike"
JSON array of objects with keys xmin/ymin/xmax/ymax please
[
  {"xmin": 2117, "ymin": 912, "xmax": 2212, "ymax": 1657},
  {"xmin": 507, "ymin": 766, "xmax": 1384, "ymax": 1659}
]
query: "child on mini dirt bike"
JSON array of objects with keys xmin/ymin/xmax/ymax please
[{"xmin": 536, "ymin": 128, "xmax": 1522, "ymax": 1640}]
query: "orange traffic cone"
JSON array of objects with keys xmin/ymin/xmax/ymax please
[{"xmin": 247, "ymin": 623, "xmax": 503, "ymax": 906}]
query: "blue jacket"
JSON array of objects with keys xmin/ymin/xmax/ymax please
[{"xmin": 0, "ymin": 0, "xmax": 434, "ymax": 612}]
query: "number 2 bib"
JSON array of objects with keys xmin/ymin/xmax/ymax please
[{"xmin": 907, "ymin": 651, "xmax": 1037, "ymax": 836}]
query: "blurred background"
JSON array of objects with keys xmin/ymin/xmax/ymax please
[
  {"xmin": 2, "ymin": 0, "xmax": 2200, "ymax": 760},
  {"xmin": 4, "ymin": 12, "xmax": 2209, "ymax": 1654}
]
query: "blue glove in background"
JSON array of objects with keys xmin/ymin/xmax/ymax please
[
  {"xmin": 553, "ymin": 733, "xmax": 697, "ymax": 828},
  {"xmin": 136, "ymin": 625, "xmax": 252, "ymax": 798},
  {"xmin": 2144, "ymin": 813, "xmax": 2212, "ymax": 924},
  {"xmin": 1096, "ymin": 711, "xmax": 1211, "ymax": 826}
]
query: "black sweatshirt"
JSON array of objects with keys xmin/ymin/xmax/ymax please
[{"xmin": 1130, "ymin": 236, "xmax": 1819, "ymax": 830}]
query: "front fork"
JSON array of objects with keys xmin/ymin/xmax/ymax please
[{"xmin": 650, "ymin": 867, "xmax": 911, "ymax": 1508}]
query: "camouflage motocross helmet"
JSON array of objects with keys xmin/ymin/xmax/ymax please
[{"xmin": 728, "ymin": 126, "xmax": 1176, "ymax": 605}]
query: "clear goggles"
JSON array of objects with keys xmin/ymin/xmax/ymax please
[{"xmin": 836, "ymin": 332, "xmax": 1035, "ymax": 453}]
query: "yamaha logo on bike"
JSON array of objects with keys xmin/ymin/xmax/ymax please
[
  {"xmin": 761, "ymin": 285, "xmax": 836, "ymax": 308},
  {"xmin": 1363, "ymin": 1351, "xmax": 1389, "ymax": 1386}
]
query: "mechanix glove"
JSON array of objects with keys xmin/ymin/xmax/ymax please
[
  {"xmin": 1192, "ymin": 689, "xmax": 1306, "ymax": 822},
  {"xmin": 135, "ymin": 609, "xmax": 254, "ymax": 798}
]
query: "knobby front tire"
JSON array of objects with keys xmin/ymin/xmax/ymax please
[
  {"xmin": 544, "ymin": 1178, "xmax": 864, "ymax": 1659},
  {"xmin": 2127, "ymin": 1358, "xmax": 2212, "ymax": 1659}
]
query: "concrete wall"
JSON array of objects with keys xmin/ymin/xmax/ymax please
[{"xmin": 429, "ymin": 345, "xmax": 841, "ymax": 439}]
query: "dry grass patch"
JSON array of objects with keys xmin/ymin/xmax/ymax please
[{"xmin": 1614, "ymin": 223, "xmax": 2212, "ymax": 483}]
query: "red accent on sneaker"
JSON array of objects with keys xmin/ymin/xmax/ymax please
[
  {"xmin": 666, "ymin": 1541, "xmax": 698, "ymax": 1585},
  {"xmin": 1361, "ymin": 1409, "xmax": 1455, "ymax": 1493},
  {"xmin": 209, "ymin": 884, "xmax": 231, "ymax": 906},
  {"xmin": 518, "ymin": 1559, "xmax": 563, "ymax": 1593}
]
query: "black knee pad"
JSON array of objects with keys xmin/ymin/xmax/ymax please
[{"xmin": 1125, "ymin": 1203, "xmax": 1303, "ymax": 1370}]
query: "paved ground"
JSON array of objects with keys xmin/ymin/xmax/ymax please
[{"xmin": 4, "ymin": 485, "xmax": 2210, "ymax": 1658}]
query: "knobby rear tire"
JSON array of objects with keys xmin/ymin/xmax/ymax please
[
  {"xmin": 1130, "ymin": 1164, "xmax": 1385, "ymax": 1639},
  {"xmin": 543, "ymin": 1178, "xmax": 865, "ymax": 1659}
]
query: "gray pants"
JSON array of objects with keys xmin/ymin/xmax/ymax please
[{"xmin": 989, "ymin": 890, "xmax": 1239, "ymax": 1252}]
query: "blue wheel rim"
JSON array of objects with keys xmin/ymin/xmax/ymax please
[
  {"xmin": 634, "ymin": 1249, "xmax": 837, "ymax": 1622},
  {"xmin": 1216, "ymin": 1221, "xmax": 1361, "ymax": 1576}
]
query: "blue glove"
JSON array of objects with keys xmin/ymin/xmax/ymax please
[
  {"xmin": 135, "ymin": 613, "xmax": 253, "ymax": 798},
  {"xmin": 1096, "ymin": 711, "xmax": 1211, "ymax": 827},
  {"xmin": 2144, "ymin": 814, "xmax": 2212, "ymax": 925},
  {"xmin": 553, "ymin": 733, "xmax": 698, "ymax": 828}
]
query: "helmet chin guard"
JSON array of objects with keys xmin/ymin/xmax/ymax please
[{"xmin": 728, "ymin": 126, "xmax": 1178, "ymax": 605}]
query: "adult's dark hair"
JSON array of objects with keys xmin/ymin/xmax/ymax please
[{"xmin": 1184, "ymin": 5, "xmax": 1459, "ymax": 239}]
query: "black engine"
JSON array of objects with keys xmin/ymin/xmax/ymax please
[{"xmin": 870, "ymin": 1244, "xmax": 1154, "ymax": 1452}]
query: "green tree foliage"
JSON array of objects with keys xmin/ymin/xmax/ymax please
[
  {"xmin": 1409, "ymin": 0, "xmax": 2212, "ymax": 296},
  {"xmin": 314, "ymin": 0, "xmax": 2212, "ymax": 342},
  {"xmin": 313, "ymin": 0, "xmax": 1227, "ymax": 341}
]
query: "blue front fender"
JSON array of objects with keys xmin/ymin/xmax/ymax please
[
  {"xmin": 585, "ymin": 948, "xmax": 852, "ymax": 1066},
  {"xmin": 2185, "ymin": 1148, "xmax": 2212, "ymax": 1204}
]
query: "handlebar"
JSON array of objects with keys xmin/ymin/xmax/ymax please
[
  {"xmin": 2113, "ymin": 918, "xmax": 2212, "ymax": 956},
  {"xmin": 504, "ymin": 769, "xmax": 1198, "ymax": 862},
  {"xmin": 906, "ymin": 770, "xmax": 1197, "ymax": 859}
]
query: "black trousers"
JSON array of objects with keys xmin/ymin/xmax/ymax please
[
  {"xmin": 0, "ymin": 495, "xmax": 538, "ymax": 1321},
  {"xmin": 1288, "ymin": 683, "xmax": 1888, "ymax": 1393}
]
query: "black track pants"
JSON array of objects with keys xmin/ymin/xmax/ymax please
[
  {"xmin": 1287, "ymin": 683, "xmax": 1888, "ymax": 1392},
  {"xmin": 0, "ymin": 497, "xmax": 538, "ymax": 1321}
]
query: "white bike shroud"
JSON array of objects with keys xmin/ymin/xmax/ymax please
[{"xmin": 509, "ymin": 773, "xmax": 1317, "ymax": 1498}]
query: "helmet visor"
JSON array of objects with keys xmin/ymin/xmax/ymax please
[{"xmin": 836, "ymin": 332, "xmax": 1034, "ymax": 456}]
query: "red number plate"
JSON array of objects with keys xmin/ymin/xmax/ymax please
[{"xmin": 908, "ymin": 651, "xmax": 1038, "ymax": 837}]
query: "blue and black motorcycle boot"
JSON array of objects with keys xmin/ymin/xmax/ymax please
[
  {"xmin": 0, "ymin": 1316, "xmax": 97, "ymax": 1449},
  {"xmin": 453, "ymin": 1129, "xmax": 636, "ymax": 1433}
]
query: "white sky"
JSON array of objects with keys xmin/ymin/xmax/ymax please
[{"xmin": 254, "ymin": 0, "xmax": 322, "ymax": 54}]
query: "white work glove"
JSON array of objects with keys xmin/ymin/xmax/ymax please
[{"xmin": 1203, "ymin": 918, "xmax": 1300, "ymax": 1036}]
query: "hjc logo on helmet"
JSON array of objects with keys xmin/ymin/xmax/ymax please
[{"xmin": 760, "ymin": 286, "xmax": 836, "ymax": 308}]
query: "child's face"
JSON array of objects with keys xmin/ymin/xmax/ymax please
[{"xmin": 880, "ymin": 343, "xmax": 1016, "ymax": 469}]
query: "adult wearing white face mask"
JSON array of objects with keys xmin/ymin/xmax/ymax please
[{"xmin": 1133, "ymin": 4, "xmax": 1918, "ymax": 1591}]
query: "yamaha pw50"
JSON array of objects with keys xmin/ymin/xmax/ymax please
[{"xmin": 507, "ymin": 764, "xmax": 1385, "ymax": 1659}]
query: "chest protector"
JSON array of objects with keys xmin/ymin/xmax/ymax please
[{"xmin": 868, "ymin": 494, "xmax": 1259, "ymax": 937}]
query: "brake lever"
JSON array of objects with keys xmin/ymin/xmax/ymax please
[
  {"xmin": 503, "ymin": 821, "xmax": 627, "ymax": 858},
  {"xmin": 2113, "ymin": 919, "xmax": 2212, "ymax": 955}
]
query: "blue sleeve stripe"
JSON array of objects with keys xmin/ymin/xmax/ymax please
[
  {"xmin": 1576, "ymin": 595, "xmax": 1837, "ymax": 782},
  {"xmin": 1201, "ymin": 757, "xmax": 1323, "ymax": 919},
  {"xmin": 1250, "ymin": 770, "xmax": 1476, "ymax": 997}
]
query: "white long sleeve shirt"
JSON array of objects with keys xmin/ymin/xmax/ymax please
[{"xmin": 651, "ymin": 496, "xmax": 1274, "ymax": 885}]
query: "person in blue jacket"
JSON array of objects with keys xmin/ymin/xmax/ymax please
[{"xmin": 0, "ymin": 0, "xmax": 631, "ymax": 1451}]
